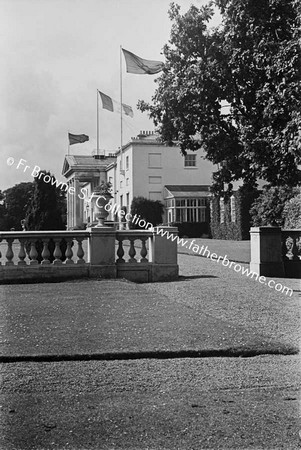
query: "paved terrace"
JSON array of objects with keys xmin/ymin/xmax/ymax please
[{"xmin": 0, "ymin": 243, "xmax": 300, "ymax": 449}]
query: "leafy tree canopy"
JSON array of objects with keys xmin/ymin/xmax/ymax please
[
  {"xmin": 283, "ymin": 192, "xmax": 301, "ymax": 228},
  {"xmin": 25, "ymin": 172, "xmax": 66, "ymax": 231},
  {"xmin": 0, "ymin": 182, "xmax": 34, "ymax": 230},
  {"xmin": 250, "ymin": 185, "xmax": 299, "ymax": 227},
  {"xmin": 138, "ymin": 0, "xmax": 301, "ymax": 192}
]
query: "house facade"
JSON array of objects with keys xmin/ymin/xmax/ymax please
[{"xmin": 62, "ymin": 131, "xmax": 216, "ymax": 232}]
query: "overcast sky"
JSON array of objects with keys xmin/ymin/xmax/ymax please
[{"xmin": 0, "ymin": 0, "xmax": 221, "ymax": 191}]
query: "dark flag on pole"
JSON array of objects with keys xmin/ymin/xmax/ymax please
[
  {"xmin": 122, "ymin": 48, "xmax": 164, "ymax": 75},
  {"xmin": 68, "ymin": 133, "xmax": 89, "ymax": 145}
]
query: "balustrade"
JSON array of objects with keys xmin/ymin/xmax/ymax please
[
  {"xmin": 116, "ymin": 231, "xmax": 152, "ymax": 264},
  {"xmin": 282, "ymin": 230, "xmax": 301, "ymax": 261},
  {"xmin": 0, "ymin": 232, "xmax": 88, "ymax": 266},
  {"xmin": 0, "ymin": 227, "xmax": 179, "ymax": 282}
]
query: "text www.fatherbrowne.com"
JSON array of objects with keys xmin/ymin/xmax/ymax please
[{"xmin": 155, "ymin": 228, "xmax": 293, "ymax": 297}]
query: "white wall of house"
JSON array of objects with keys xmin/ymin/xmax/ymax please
[
  {"xmin": 108, "ymin": 135, "xmax": 216, "ymax": 215},
  {"xmin": 63, "ymin": 134, "xmax": 217, "ymax": 228}
]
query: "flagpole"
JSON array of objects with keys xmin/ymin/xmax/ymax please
[
  {"xmin": 97, "ymin": 89, "xmax": 99, "ymax": 155},
  {"xmin": 120, "ymin": 45, "xmax": 123, "ymax": 172}
]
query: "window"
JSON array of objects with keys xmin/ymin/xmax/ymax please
[
  {"xmin": 120, "ymin": 180, "xmax": 123, "ymax": 188},
  {"xmin": 148, "ymin": 153, "xmax": 162, "ymax": 168},
  {"xmin": 230, "ymin": 195, "xmax": 236, "ymax": 223},
  {"xmin": 149, "ymin": 176, "xmax": 162, "ymax": 184},
  {"xmin": 109, "ymin": 177, "xmax": 113, "ymax": 184},
  {"xmin": 126, "ymin": 178, "xmax": 129, "ymax": 186},
  {"xmin": 120, "ymin": 195, "xmax": 123, "ymax": 206},
  {"xmin": 126, "ymin": 193, "xmax": 130, "ymax": 209},
  {"xmin": 174, "ymin": 198, "xmax": 207, "ymax": 223},
  {"xmin": 210, "ymin": 199, "xmax": 213, "ymax": 220},
  {"xmin": 165, "ymin": 198, "xmax": 174, "ymax": 208},
  {"xmin": 184, "ymin": 154, "xmax": 196, "ymax": 167},
  {"xmin": 126, "ymin": 156, "xmax": 129, "ymax": 170},
  {"xmin": 220, "ymin": 198, "xmax": 225, "ymax": 223}
]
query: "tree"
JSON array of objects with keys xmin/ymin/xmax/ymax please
[
  {"xmin": 250, "ymin": 186, "xmax": 299, "ymax": 226},
  {"xmin": 25, "ymin": 172, "xmax": 66, "ymax": 230},
  {"xmin": 0, "ymin": 182, "xmax": 34, "ymax": 230},
  {"xmin": 138, "ymin": 0, "xmax": 301, "ymax": 192},
  {"xmin": 283, "ymin": 192, "xmax": 301, "ymax": 228},
  {"xmin": 24, "ymin": 172, "xmax": 67, "ymax": 263},
  {"xmin": 130, "ymin": 197, "xmax": 164, "ymax": 229}
]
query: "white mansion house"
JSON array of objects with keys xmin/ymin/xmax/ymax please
[{"xmin": 62, "ymin": 131, "xmax": 216, "ymax": 230}]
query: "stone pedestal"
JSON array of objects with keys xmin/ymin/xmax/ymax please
[
  {"xmin": 250, "ymin": 226, "xmax": 285, "ymax": 277},
  {"xmin": 88, "ymin": 227, "xmax": 117, "ymax": 278},
  {"xmin": 151, "ymin": 226, "xmax": 179, "ymax": 280}
]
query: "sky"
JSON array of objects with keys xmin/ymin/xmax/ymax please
[{"xmin": 0, "ymin": 0, "xmax": 221, "ymax": 191}]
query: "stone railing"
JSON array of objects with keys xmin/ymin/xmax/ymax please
[
  {"xmin": 281, "ymin": 229, "xmax": 301, "ymax": 278},
  {"xmin": 0, "ymin": 231, "xmax": 90, "ymax": 283},
  {"xmin": 0, "ymin": 226, "xmax": 179, "ymax": 283},
  {"xmin": 116, "ymin": 230, "xmax": 152, "ymax": 263},
  {"xmin": 250, "ymin": 227, "xmax": 301, "ymax": 278},
  {"xmin": 115, "ymin": 230, "xmax": 153, "ymax": 283},
  {"xmin": 0, "ymin": 231, "xmax": 89, "ymax": 266}
]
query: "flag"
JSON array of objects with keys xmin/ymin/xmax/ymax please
[
  {"xmin": 68, "ymin": 133, "xmax": 89, "ymax": 145},
  {"xmin": 98, "ymin": 91, "xmax": 113, "ymax": 112},
  {"xmin": 122, "ymin": 48, "xmax": 164, "ymax": 75},
  {"xmin": 98, "ymin": 91, "xmax": 134, "ymax": 118},
  {"xmin": 122, "ymin": 103, "xmax": 134, "ymax": 118}
]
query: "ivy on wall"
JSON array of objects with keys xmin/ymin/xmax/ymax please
[{"xmin": 210, "ymin": 187, "xmax": 259, "ymax": 240}]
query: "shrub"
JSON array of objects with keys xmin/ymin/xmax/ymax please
[
  {"xmin": 250, "ymin": 186, "xmax": 299, "ymax": 227},
  {"xmin": 283, "ymin": 193, "xmax": 301, "ymax": 229},
  {"xmin": 130, "ymin": 197, "xmax": 164, "ymax": 229}
]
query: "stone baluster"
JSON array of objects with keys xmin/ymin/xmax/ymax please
[
  {"xmin": 140, "ymin": 238, "xmax": 148, "ymax": 263},
  {"xmin": 53, "ymin": 239, "xmax": 62, "ymax": 265},
  {"xmin": 284, "ymin": 235, "xmax": 295, "ymax": 260},
  {"xmin": 76, "ymin": 238, "xmax": 85, "ymax": 264},
  {"xmin": 116, "ymin": 237, "xmax": 125, "ymax": 263},
  {"xmin": 29, "ymin": 240, "xmax": 39, "ymax": 265},
  {"xmin": 65, "ymin": 239, "xmax": 74, "ymax": 264},
  {"xmin": 5, "ymin": 238, "xmax": 14, "ymax": 266},
  {"xmin": 41, "ymin": 239, "xmax": 51, "ymax": 265},
  {"xmin": 18, "ymin": 239, "xmax": 27, "ymax": 265},
  {"xmin": 128, "ymin": 238, "xmax": 137, "ymax": 263},
  {"xmin": 116, "ymin": 237, "xmax": 125, "ymax": 264}
]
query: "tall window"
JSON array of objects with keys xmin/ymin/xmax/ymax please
[
  {"xmin": 125, "ymin": 156, "xmax": 129, "ymax": 170},
  {"xmin": 220, "ymin": 198, "xmax": 225, "ymax": 224},
  {"xmin": 230, "ymin": 195, "xmax": 236, "ymax": 223},
  {"xmin": 184, "ymin": 154, "xmax": 196, "ymax": 167}
]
